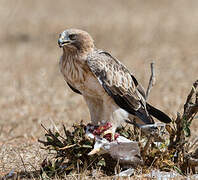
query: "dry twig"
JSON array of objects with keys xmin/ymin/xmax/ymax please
[{"xmin": 146, "ymin": 62, "xmax": 156, "ymax": 100}]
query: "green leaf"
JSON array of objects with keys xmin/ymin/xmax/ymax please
[
  {"xmin": 173, "ymin": 166, "xmax": 184, "ymax": 175},
  {"xmin": 47, "ymin": 137, "xmax": 53, "ymax": 142},
  {"xmin": 55, "ymin": 132, "xmax": 60, "ymax": 137},
  {"xmin": 97, "ymin": 159, "xmax": 106, "ymax": 167},
  {"xmin": 120, "ymin": 131, "xmax": 129, "ymax": 138}
]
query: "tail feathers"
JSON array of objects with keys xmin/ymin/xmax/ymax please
[
  {"xmin": 146, "ymin": 103, "xmax": 171, "ymax": 123},
  {"xmin": 135, "ymin": 107, "xmax": 154, "ymax": 125}
]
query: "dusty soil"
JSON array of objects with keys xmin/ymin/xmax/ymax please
[{"xmin": 0, "ymin": 0, "xmax": 198, "ymax": 178}]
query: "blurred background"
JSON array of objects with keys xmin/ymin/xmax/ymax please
[{"xmin": 0, "ymin": 0, "xmax": 198, "ymax": 174}]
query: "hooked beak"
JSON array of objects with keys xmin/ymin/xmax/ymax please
[
  {"xmin": 58, "ymin": 38, "xmax": 71, "ymax": 48},
  {"xmin": 58, "ymin": 32, "xmax": 71, "ymax": 48}
]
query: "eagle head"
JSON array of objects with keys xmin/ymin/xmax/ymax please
[{"xmin": 58, "ymin": 29, "xmax": 94, "ymax": 54}]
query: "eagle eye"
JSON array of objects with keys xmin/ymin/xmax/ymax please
[{"xmin": 68, "ymin": 34, "xmax": 77, "ymax": 40}]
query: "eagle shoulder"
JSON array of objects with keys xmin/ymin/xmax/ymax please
[{"xmin": 87, "ymin": 50, "xmax": 146, "ymax": 112}]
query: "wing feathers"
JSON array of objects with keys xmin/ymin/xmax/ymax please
[
  {"xmin": 87, "ymin": 50, "xmax": 153, "ymax": 124},
  {"xmin": 146, "ymin": 103, "xmax": 171, "ymax": 123},
  {"xmin": 135, "ymin": 108, "xmax": 154, "ymax": 124}
]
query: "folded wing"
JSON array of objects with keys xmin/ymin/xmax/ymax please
[{"xmin": 87, "ymin": 50, "xmax": 154, "ymax": 124}]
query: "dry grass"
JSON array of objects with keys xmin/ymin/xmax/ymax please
[{"xmin": 0, "ymin": 0, "xmax": 198, "ymax": 178}]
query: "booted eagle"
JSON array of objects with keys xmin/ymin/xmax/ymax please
[{"xmin": 58, "ymin": 29, "xmax": 171, "ymax": 136}]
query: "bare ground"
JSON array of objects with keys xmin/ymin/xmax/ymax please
[{"xmin": 0, "ymin": 0, "xmax": 198, "ymax": 178}]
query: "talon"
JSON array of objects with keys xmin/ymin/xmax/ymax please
[
  {"xmin": 88, "ymin": 123, "xmax": 120, "ymax": 141},
  {"xmin": 103, "ymin": 129, "xmax": 113, "ymax": 136},
  {"xmin": 92, "ymin": 123, "xmax": 112, "ymax": 136},
  {"xmin": 103, "ymin": 133, "xmax": 113, "ymax": 141}
]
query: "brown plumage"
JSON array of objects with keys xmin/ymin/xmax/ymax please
[{"xmin": 58, "ymin": 28, "xmax": 171, "ymax": 134}]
